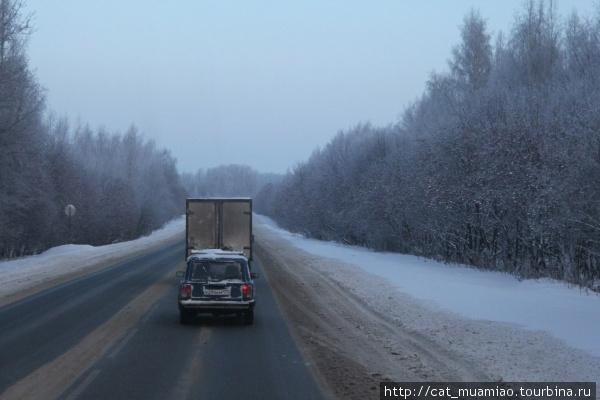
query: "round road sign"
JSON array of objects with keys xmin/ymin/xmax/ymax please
[{"xmin": 65, "ymin": 204, "xmax": 76, "ymax": 216}]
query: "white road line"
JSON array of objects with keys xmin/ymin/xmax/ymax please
[
  {"xmin": 64, "ymin": 369, "xmax": 101, "ymax": 400},
  {"xmin": 141, "ymin": 303, "xmax": 159, "ymax": 324},
  {"xmin": 0, "ymin": 266, "xmax": 181, "ymax": 400},
  {"xmin": 108, "ymin": 328, "xmax": 138, "ymax": 359}
]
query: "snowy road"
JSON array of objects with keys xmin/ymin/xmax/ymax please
[
  {"xmin": 0, "ymin": 239, "xmax": 322, "ymax": 399},
  {"xmin": 0, "ymin": 216, "xmax": 598, "ymax": 399}
]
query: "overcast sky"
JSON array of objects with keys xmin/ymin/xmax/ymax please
[{"xmin": 25, "ymin": 1, "xmax": 597, "ymax": 174}]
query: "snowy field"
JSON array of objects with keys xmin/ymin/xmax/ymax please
[{"xmin": 1, "ymin": 214, "xmax": 598, "ymax": 361}]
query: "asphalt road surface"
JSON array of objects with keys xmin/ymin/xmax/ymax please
[{"xmin": 0, "ymin": 240, "xmax": 323, "ymax": 400}]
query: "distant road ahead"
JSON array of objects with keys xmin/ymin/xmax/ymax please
[{"xmin": 0, "ymin": 240, "xmax": 323, "ymax": 400}]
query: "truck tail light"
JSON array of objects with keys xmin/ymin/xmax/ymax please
[
  {"xmin": 242, "ymin": 284, "xmax": 253, "ymax": 300},
  {"xmin": 181, "ymin": 284, "xmax": 192, "ymax": 299}
]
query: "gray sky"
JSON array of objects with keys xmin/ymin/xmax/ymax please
[{"xmin": 25, "ymin": 1, "xmax": 597, "ymax": 174}]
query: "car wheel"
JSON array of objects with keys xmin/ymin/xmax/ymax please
[
  {"xmin": 180, "ymin": 309, "xmax": 191, "ymax": 325},
  {"xmin": 243, "ymin": 310, "xmax": 254, "ymax": 325}
]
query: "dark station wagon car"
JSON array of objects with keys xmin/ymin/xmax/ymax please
[{"xmin": 176, "ymin": 250, "xmax": 258, "ymax": 325}]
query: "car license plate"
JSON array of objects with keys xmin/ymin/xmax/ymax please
[{"xmin": 203, "ymin": 287, "xmax": 231, "ymax": 296}]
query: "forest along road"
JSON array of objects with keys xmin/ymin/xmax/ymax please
[{"xmin": 0, "ymin": 240, "xmax": 324, "ymax": 400}]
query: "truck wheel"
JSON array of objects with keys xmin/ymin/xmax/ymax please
[
  {"xmin": 180, "ymin": 309, "xmax": 191, "ymax": 325},
  {"xmin": 243, "ymin": 310, "xmax": 254, "ymax": 325}
]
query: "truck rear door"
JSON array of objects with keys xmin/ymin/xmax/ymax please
[{"xmin": 186, "ymin": 199, "xmax": 252, "ymax": 260}]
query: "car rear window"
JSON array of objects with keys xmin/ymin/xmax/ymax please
[{"xmin": 189, "ymin": 261, "xmax": 243, "ymax": 281}]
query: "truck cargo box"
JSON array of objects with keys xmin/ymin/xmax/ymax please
[{"xmin": 185, "ymin": 198, "xmax": 253, "ymax": 260}]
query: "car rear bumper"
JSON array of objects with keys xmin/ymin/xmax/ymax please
[{"xmin": 179, "ymin": 299, "xmax": 255, "ymax": 310}]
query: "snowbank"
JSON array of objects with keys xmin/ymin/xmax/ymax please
[
  {"xmin": 0, "ymin": 217, "xmax": 185, "ymax": 300},
  {"xmin": 255, "ymin": 215, "xmax": 600, "ymax": 358}
]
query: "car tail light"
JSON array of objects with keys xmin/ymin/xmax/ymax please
[
  {"xmin": 181, "ymin": 284, "xmax": 192, "ymax": 299},
  {"xmin": 242, "ymin": 284, "xmax": 253, "ymax": 300}
]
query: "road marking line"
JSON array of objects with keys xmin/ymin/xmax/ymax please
[
  {"xmin": 141, "ymin": 303, "xmax": 159, "ymax": 324},
  {"xmin": 0, "ymin": 262, "xmax": 185, "ymax": 400},
  {"xmin": 108, "ymin": 328, "xmax": 138, "ymax": 358},
  {"xmin": 167, "ymin": 328, "xmax": 212, "ymax": 399},
  {"xmin": 64, "ymin": 369, "xmax": 101, "ymax": 400}
]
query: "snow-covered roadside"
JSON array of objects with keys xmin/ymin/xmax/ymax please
[
  {"xmin": 255, "ymin": 214, "xmax": 600, "ymax": 388},
  {"xmin": 0, "ymin": 217, "xmax": 185, "ymax": 302},
  {"xmin": 1, "ymin": 213, "xmax": 598, "ymax": 387},
  {"xmin": 255, "ymin": 215, "xmax": 600, "ymax": 358}
]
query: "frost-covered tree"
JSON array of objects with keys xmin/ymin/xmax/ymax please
[
  {"xmin": 259, "ymin": 1, "xmax": 600, "ymax": 288},
  {"xmin": 187, "ymin": 164, "xmax": 280, "ymax": 198},
  {"xmin": 508, "ymin": 0, "xmax": 562, "ymax": 86},
  {"xmin": 0, "ymin": 0, "xmax": 188, "ymax": 257},
  {"xmin": 450, "ymin": 9, "xmax": 493, "ymax": 92},
  {"xmin": 0, "ymin": 0, "xmax": 50, "ymax": 257}
]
